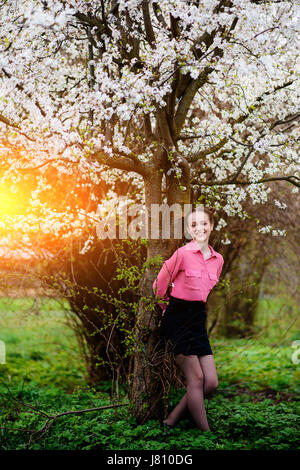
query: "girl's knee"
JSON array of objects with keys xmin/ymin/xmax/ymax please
[
  {"xmin": 187, "ymin": 374, "xmax": 204, "ymax": 389},
  {"xmin": 205, "ymin": 377, "xmax": 218, "ymax": 394}
]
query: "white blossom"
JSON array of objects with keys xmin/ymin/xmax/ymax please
[{"xmin": 0, "ymin": 0, "xmax": 298, "ymax": 250}]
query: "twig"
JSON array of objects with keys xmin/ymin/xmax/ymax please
[{"xmin": 26, "ymin": 402, "xmax": 129, "ymax": 448}]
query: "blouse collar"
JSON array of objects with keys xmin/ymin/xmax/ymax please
[{"xmin": 186, "ymin": 240, "xmax": 217, "ymax": 258}]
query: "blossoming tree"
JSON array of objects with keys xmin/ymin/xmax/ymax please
[{"xmin": 0, "ymin": 0, "xmax": 299, "ymax": 421}]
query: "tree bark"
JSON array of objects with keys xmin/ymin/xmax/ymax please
[
  {"xmin": 223, "ymin": 245, "xmax": 270, "ymax": 337},
  {"xmin": 130, "ymin": 168, "xmax": 190, "ymax": 423}
]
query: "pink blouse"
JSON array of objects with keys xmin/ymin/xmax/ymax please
[{"xmin": 152, "ymin": 240, "xmax": 224, "ymax": 312}]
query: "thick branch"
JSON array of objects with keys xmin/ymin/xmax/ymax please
[
  {"xmin": 270, "ymin": 113, "xmax": 300, "ymax": 131},
  {"xmin": 235, "ymin": 80, "xmax": 295, "ymax": 126},
  {"xmin": 0, "ymin": 113, "xmax": 35, "ymax": 141},
  {"xmin": 14, "ymin": 148, "xmax": 147, "ymax": 177},
  {"xmin": 193, "ymin": 173, "xmax": 299, "ymax": 202},
  {"xmin": 186, "ymin": 138, "xmax": 228, "ymax": 162},
  {"xmin": 152, "ymin": 2, "xmax": 167, "ymax": 29},
  {"xmin": 200, "ymin": 175, "xmax": 300, "ymax": 188},
  {"xmin": 174, "ymin": 66, "xmax": 213, "ymax": 135},
  {"xmin": 142, "ymin": 1, "xmax": 156, "ymax": 46},
  {"xmin": 74, "ymin": 11, "xmax": 108, "ymax": 34},
  {"xmin": 229, "ymin": 148, "xmax": 254, "ymax": 182},
  {"xmin": 178, "ymin": 79, "xmax": 296, "ymax": 164},
  {"xmin": 1, "ymin": 68, "xmax": 46, "ymax": 117},
  {"xmin": 91, "ymin": 150, "xmax": 147, "ymax": 176}
]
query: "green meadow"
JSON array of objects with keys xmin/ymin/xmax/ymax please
[{"xmin": 0, "ymin": 296, "xmax": 299, "ymax": 450}]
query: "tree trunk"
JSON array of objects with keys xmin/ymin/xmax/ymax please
[
  {"xmin": 129, "ymin": 239, "xmax": 167, "ymax": 422},
  {"xmin": 130, "ymin": 171, "xmax": 190, "ymax": 423},
  {"xmin": 223, "ymin": 248, "xmax": 270, "ymax": 337}
]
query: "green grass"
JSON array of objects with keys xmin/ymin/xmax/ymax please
[
  {"xmin": 213, "ymin": 339, "xmax": 300, "ymax": 392},
  {"xmin": 0, "ymin": 297, "xmax": 86, "ymax": 389},
  {"xmin": 0, "ymin": 296, "xmax": 299, "ymax": 450}
]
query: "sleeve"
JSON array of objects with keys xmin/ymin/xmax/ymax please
[
  {"xmin": 216, "ymin": 255, "xmax": 224, "ymax": 279},
  {"xmin": 152, "ymin": 248, "xmax": 183, "ymax": 312}
]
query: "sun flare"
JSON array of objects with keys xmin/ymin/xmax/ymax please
[{"xmin": 0, "ymin": 184, "xmax": 25, "ymax": 217}]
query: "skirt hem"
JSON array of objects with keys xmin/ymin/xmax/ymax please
[{"xmin": 160, "ymin": 296, "xmax": 213, "ymax": 357}]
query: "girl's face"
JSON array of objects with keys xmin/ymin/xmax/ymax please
[{"xmin": 187, "ymin": 211, "xmax": 214, "ymax": 243}]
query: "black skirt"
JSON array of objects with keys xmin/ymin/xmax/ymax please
[{"xmin": 160, "ymin": 295, "xmax": 213, "ymax": 357}]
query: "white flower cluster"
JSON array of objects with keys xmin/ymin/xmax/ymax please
[
  {"xmin": 118, "ymin": 0, "xmax": 143, "ymax": 12},
  {"xmin": 221, "ymin": 233, "xmax": 231, "ymax": 245},
  {"xmin": 274, "ymin": 199, "xmax": 288, "ymax": 210},
  {"xmin": 271, "ymin": 229, "xmax": 287, "ymax": 237},
  {"xmin": 23, "ymin": 1, "xmax": 75, "ymax": 30},
  {"xmin": 258, "ymin": 225, "xmax": 273, "ymax": 234},
  {"xmin": 0, "ymin": 0, "xmax": 298, "ymax": 242},
  {"xmin": 215, "ymin": 218, "xmax": 227, "ymax": 231},
  {"xmin": 258, "ymin": 225, "xmax": 286, "ymax": 237},
  {"xmin": 253, "ymin": 136, "xmax": 273, "ymax": 154},
  {"xmin": 79, "ymin": 236, "xmax": 95, "ymax": 255}
]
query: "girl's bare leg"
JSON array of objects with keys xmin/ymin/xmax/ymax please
[
  {"xmin": 163, "ymin": 355, "xmax": 209, "ymax": 430},
  {"xmin": 163, "ymin": 393, "xmax": 188, "ymax": 427},
  {"xmin": 163, "ymin": 354, "xmax": 218, "ymax": 429}
]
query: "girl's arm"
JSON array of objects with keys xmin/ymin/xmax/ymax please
[{"xmin": 152, "ymin": 249, "xmax": 183, "ymax": 312}]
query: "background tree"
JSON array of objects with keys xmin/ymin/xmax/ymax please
[{"xmin": 0, "ymin": 142, "xmax": 146, "ymax": 390}]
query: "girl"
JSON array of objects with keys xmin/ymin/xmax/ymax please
[{"xmin": 153, "ymin": 207, "xmax": 224, "ymax": 432}]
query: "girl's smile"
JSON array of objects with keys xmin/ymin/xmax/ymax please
[{"xmin": 187, "ymin": 211, "xmax": 214, "ymax": 243}]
